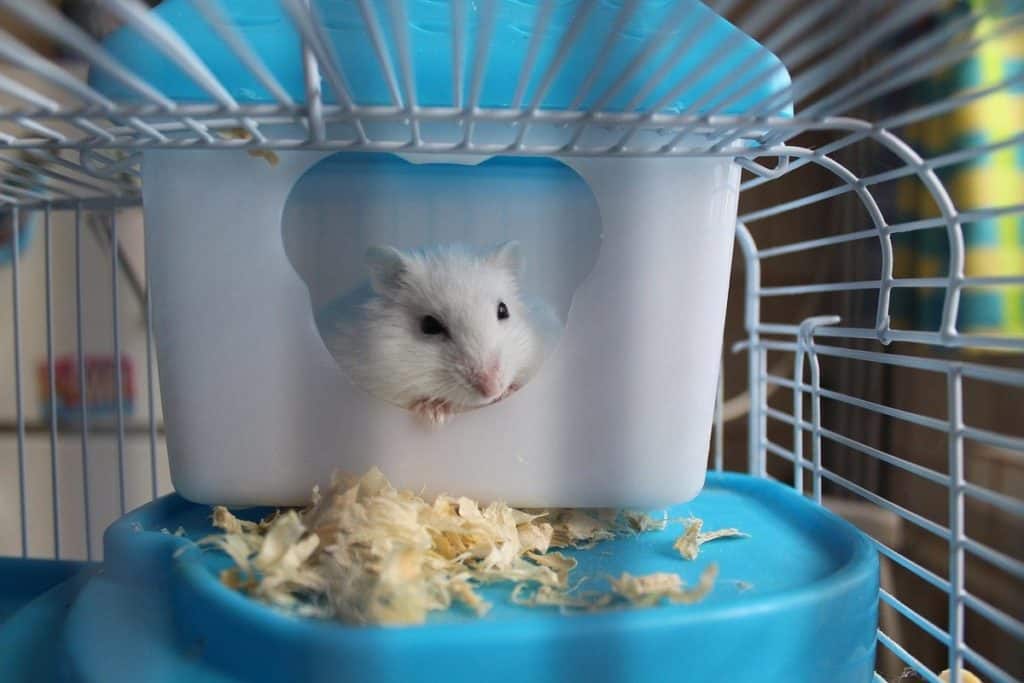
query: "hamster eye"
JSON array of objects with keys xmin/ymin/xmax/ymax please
[
  {"xmin": 497, "ymin": 302, "xmax": 509, "ymax": 320},
  {"xmin": 420, "ymin": 315, "xmax": 448, "ymax": 337}
]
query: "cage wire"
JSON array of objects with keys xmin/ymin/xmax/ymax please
[{"xmin": 0, "ymin": 1, "xmax": 1021, "ymax": 682}]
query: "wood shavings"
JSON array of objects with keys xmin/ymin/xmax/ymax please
[
  {"xmin": 450, "ymin": 577, "xmax": 491, "ymax": 617},
  {"xmin": 545, "ymin": 510, "xmax": 617, "ymax": 549},
  {"xmin": 202, "ymin": 469, "xmax": 740, "ymax": 625},
  {"xmin": 212, "ymin": 506, "xmax": 256, "ymax": 534},
  {"xmin": 624, "ymin": 510, "xmax": 669, "ymax": 533},
  {"xmin": 939, "ymin": 670, "xmax": 982, "ymax": 683},
  {"xmin": 525, "ymin": 551, "xmax": 576, "ymax": 587},
  {"xmin": 202, "ymin": 508, "xmax": 329, "ymax": 616},
  {"xmin": 673, "ymin": 517, "xmax": 748, "ymax": 560},
  {"xmin": 217, "ymin": 127, "xmax": 279, "ymax": 166},
  {"xmin": 219, "ymin": 567, "xmax": 255, "ymax": 591},
  {"xmin": 517, "ymin": 521, "xmax": 554, "ymax": 555},
  {"xmin": 200, "ymin": 468, "xmax": 581, "ymax": 624},
  {"xmin": 610, "ymin": 564, "xmax": 719, "ymax": 607},
  {"xmin": 510, "ymin": 582, "xmax": 613, "ymax": 611}
]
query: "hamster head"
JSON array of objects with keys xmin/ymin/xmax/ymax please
[{"xmin": 364, "ymin": 241, "xmax": 538, "ymax": 411}]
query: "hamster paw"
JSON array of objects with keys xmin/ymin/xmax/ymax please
[
  {"xmin": 497, "ymin": 383, "xmax": 521, "ymax": 402},
  {"xmin": 411, "ymin": 398, "xmax": 453, "ymax": 426}
]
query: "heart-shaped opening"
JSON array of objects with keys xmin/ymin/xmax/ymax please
[{"xmin": 282, "ymin": 153, "xmax": 602, "ymax": 421}]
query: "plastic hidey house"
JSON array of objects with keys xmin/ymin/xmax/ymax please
[{"xmin": 91, "ymin": 0, "xmax": 793, "ymax": 507}]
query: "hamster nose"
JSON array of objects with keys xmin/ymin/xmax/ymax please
[{"xmin": 469, "ymin": 369, "xmax": 502, "ymax": 399}]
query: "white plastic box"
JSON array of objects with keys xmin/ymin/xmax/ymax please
[{"xmin": 143, "ymin": 148, "xmax": 739, "ymax": 507}]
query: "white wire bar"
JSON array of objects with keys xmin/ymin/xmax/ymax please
[
  {"xmin": 95, "ymin": 0, "xmax": 238, "ymax": 109},
  {"xmin": 110, "ymin": 211, "xmax": 127, "ymax": 515},
  {"xmin": 10, "ymin": 207, "xmax": 27, "ymax": 556},
  {"xmin": 879, "ymin": 630, "xmax": 944, "ymax": 683},
  {"xmin": 385, "ymin": 0, "xmax": 421, "ymax": 145},
  {"xmin": 72, "ymin": 206, "xmax": 92, "ymax": 560},
  {"xmin": 43, "ymin": 206, "xmax": 60, "ymax": 558},
  {"xmin": 962, "ymin": 592, "xmax": 1024, "ymax": 644},
  {"xmin": 190, "ymin": 0, "xmax": 295, "ymax": 108},
  {"xmin": 145, "ymin": 220, "xmax": 158, "ymax": 500},
  {"xmin": 880, "ymin": 588, "xmax": 950, "ymax": 648},
  {"xmin": 960, "ymin": 645, "xmax": 1017, "ymax": 683},
  {"xmin": 947, "ymin": 368, "xmax": 967, "ymax": 678}
]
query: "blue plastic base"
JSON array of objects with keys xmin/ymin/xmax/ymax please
[
  {"xmin": 0, "ymin": 557, "xmax": 94, "ymax": 624},
  {"xmin": 0, "ymin": 473, "xmax": 878, "ymax": 683}
]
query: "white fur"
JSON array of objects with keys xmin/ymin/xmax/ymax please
[{"xmin": 328, "ymin": 242, "xmax": 544, "ymax": 417}]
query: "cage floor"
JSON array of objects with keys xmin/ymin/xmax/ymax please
[{"xmin": 0, "ymin": 473, "xmax": 878, "ymax": 683}]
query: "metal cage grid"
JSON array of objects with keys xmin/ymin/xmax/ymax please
[{"xmin": 0, "ymin": 1, "xmax": 1021, "ymax": 682}]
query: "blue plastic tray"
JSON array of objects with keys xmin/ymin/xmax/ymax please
[
  {"xmin": 0, "ymin": 473, "xmax": 877, "ymax": 682},
  {"xmin": 0, "ymin": 558, "xmax": 93, "ymax": 624}
]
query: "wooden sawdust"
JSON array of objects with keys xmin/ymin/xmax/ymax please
[{"xmin": 201, "ymin": 468, "xmax": 746, "ymax": 625}]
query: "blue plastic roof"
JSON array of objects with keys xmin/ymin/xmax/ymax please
[{"xmin": 90, "ymin": 0, "xmax": 793, "ymax": 117}]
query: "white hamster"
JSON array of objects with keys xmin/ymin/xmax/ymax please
[{"xmin": 328, "ymin": 241, "xmax": 553, "ymax": 425}]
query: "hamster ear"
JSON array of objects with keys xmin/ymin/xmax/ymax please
[
  {"xmin": 365, "ymin": 245, "xmax": 407, "ymax": 296},
  {"xmin": 490, "ymin": 241, "xmax": 523, "ymax": 276}
]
